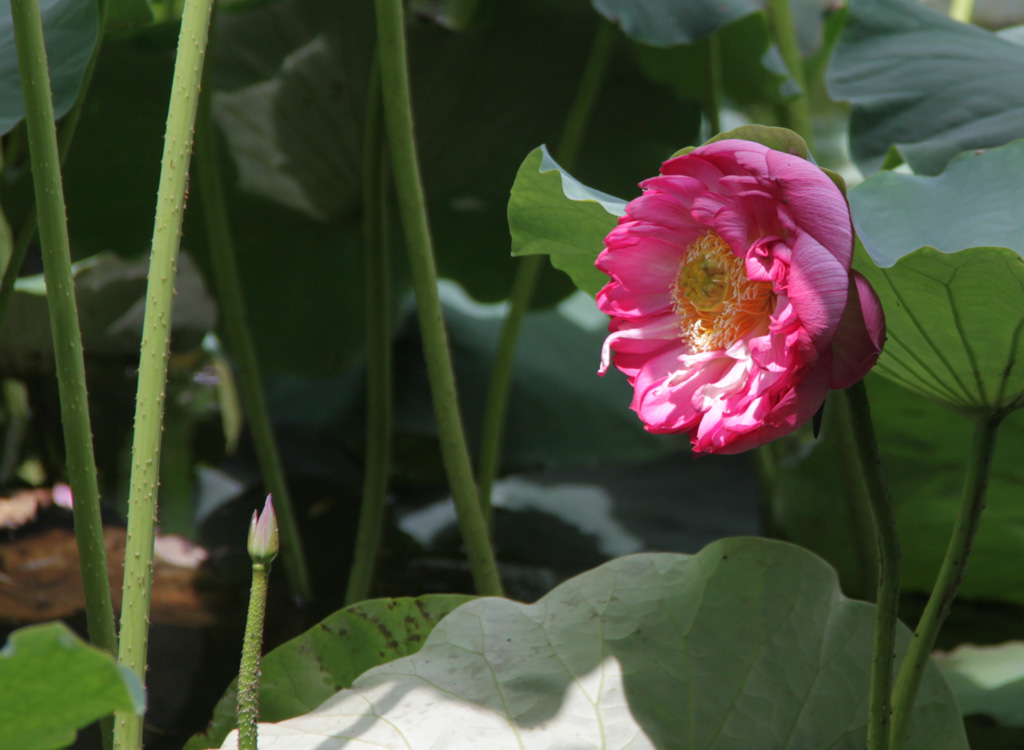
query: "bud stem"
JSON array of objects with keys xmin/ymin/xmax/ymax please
[{"xmin": 237, "ymin": 561, "xmax": 271, "ymax": 750}]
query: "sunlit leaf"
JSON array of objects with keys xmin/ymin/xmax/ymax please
[
  {"xmin": 935, "ymin": 642, "xmax": 1024, "ymax": 728},
  {"xmin": 0, "ymin": 623, "xmax": 143, "ymax": 750},
  {"xmin": 0, "ymin": 0, "xmax": 98, "ymax": 135},
  {"xmin": 508, "ymin": 145, "xmax": 624, "ymax": 298},
  {"xmin": 828, "ymin": 0, "xmax": 1024, "ymax": 175},
  {"xmin": 219, "ymin": 540, "xmax": 965, "ymax": 749},
  {"xmin": 186, "ymin": 595, "xmax": 472, "ymax": 750},
  {"xmin": 850, "ymin": 143, "xmax": 1024, "ymax": 412}
]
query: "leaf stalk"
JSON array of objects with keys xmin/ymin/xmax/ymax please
[
  {"xmin": 10, "ymin": 0, "xmax": 117, "ymax": 662},
  {"xmin": 373, "ymin": 0, "xmax": 502, "ymax": 595},
  {"xmin": 889, "ymin": 409, "xmax": 1004, "ymax": 749},
  {"xmin": 113, "ymin": 0, "xmax": 215, "ymax": 745},
  {"xmin": 765, "ymin": 0, "xmax": 814, "ymax": 150},
  {"xmin": 195, "ymin": 40, "xmax": 314, "ymax": 605},
  {"xmin": 345, "ymin": 52, "xmax": 393, "ymax": 605},
  {"xmin": 477, "ymin": 18, "xmax": 617, "ymax": 520},
  {"xmin": 841, "ymin": 380, "xmax": 901, "ymax": 750}
]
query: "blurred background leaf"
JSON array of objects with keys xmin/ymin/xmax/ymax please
[
  {"xmin": 0, "ymin": 0, "xmax": 98, "ymax": 135},
  {"xmin": 828, "ymin": 0, "xmax": 1024, "ymax": 175}
]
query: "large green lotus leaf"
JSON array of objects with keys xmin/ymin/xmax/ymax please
[
  {"xmin": 209, "ymin": 0, "xmax": 697, "ymax": 308},
  {"xmin": 508, "ymin": 145, "xmax": 624, "ymax": 298},
  {"xmin": 849, "ymin": 143, "xmax": 1024, "ymax": 412},
  {"xmin": 187, "ymin": 595, "xmax": 472, "ymax": 750},
  {"xmin": 827, "ymin": 0, "xmax": 1024, "ymax": 175},
  {"xmin": 0, "ymin": 0, "xmax": 98, "ymax": 135},
  {"xmin": 772, "ymin": 375, "xmax": 1024, "ymax": 605},
  {"xmin": 218, "ymin": 539, "xmax": 966, "ymax": 749},
  {"xmin": 0, "ymin": 622, "xmax": 143, "ymax": 750},
  {"xmin": 854, "ymin": 245, "xmax": 1024, "ymax": 413},
  {"xmin": 934, "ymin": 642, "xmax": 1024, "ymax": 728}
]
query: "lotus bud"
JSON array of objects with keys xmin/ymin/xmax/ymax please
[{"xmin": 247, "ymin": 495, "xmax": 279, "ymax": 566}]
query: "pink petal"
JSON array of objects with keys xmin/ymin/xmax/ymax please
[
  {"xmin": 626, "ymin": 192, "xmax": 705, "ymax": 237},
  {"xmin": 829, "ymin": 271, "xmax": 886, "ymax": 389},
  {"xmin": 596, "ymin": 281, "xmax": 672, "ymax": 318},
  {"xmin": 599, "ymin": 313, "xmax": 680, "ymax": 374},
  {"xmin": 596, "ymin": 236, "xmax": 683, "ymax": 293},
  {"xmin": 764, "ymin": 150, "xmax": 853, "ymax": 267},
  {"xmin": 785, "ymin": 232, "xmax": 850, "ymax": 350},
  {"xmin": 639, "ymin": 175, "xmax": 707, "ymax": 208}
]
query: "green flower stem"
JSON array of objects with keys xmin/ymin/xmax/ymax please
[
  {"xmin": 889, "ymin": 410, "xmax": 1005, "ymax": 750},
  {"xmin": 477, "ymin": 18, "xmax": 617, "ymax": 520},
  {"xmin": 765, "ymin": 0, "xmax": 813, "ymax": 151},
  {"xmin": 345, "ymin": 54, "xmax": 392, "ymax": 605},
  {"xmin": 476, "ymin": 254, "xmax": 541, "ymax": 520},
  {"xmin": 842, "ymin": 380, "xmax": 901, "ymax": 750},
  {"xmin": 195, "ymin": 66, "xmax": 313, "ymax": 605},
  {"xmin": 949, "ymin": 0, "xmax": 975, "ymax": 23},
  {"xmin": 553, "ymin": 18, "xmax": 616, "ymax": 177},
  {"xmin": 0, "ymin": 0, "xmax": 109, "ymax": 336},
  {"xmin": 10, "ymin": 0, "xmax": 117, "ymax": 664},
  {"xmin": 113, "ymin": 0, "xmax": 215, "ymax": 746},
  {"xmin": 373, "ymin": 0, "xmax": 502, "ymax": 596},
  {"xmin": 237, "ymin": 562, "xmax": 270, "ymax": 750}
]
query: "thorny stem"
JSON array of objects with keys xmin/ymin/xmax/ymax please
[
  {"xmin": 113, "ymin": 0, "xmax": 215, "ymax": 746},
  {"xmin": 345, "ymin": 53, "xmax": 393, "ymax": 605},
  {"xmin": 10, "ymin": 0, "xmax": 117, "ymax": 665},
  {"xmin": 889, "ymin": 411, "xmax": 1005, "ymax": 750},
  {"xmin": 374, "ymin": 0, "xmax": 502, "ymax": 595},
  {"xmin": 477, "ymin": 18, "xmax": 617, "ymax": 521},
  {"xmin": 236, "ymin": 563, "xmax": 270, "ymax": 750}
]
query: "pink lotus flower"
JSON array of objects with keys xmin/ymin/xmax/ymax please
[{"xmin": 597, "ymin": 139, "xmax": 885, "ymax": 454}]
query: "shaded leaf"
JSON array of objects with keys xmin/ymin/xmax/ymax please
[
  {"xmin": 773, "ymin": 375, "xmax": 1024, "ymax": 605},
  {"xmin": 0, "ymin": 0, "xmax": 98, "ymax": 135},
  {"xmin": 631, "ymin": 13, "xmax": 790, "ymax": 107},
  {"xmin": 210, "ymin": 0, "xmax": 697, "ymax": 309},
  {"xmin": 392, "ymin": 283, "xmax": 674, "ymax": 467},
  {"xmin": 590, "ymin": 0, "xmax": 760, "ymax": 46},
  {"xmin": 828, "ymin": 0, "xmax": 1024, "ymax": 175},
  {"xmin": 0, "ymin": 622, "xmax": 143, "ymax": 750},
  {"xmin": 0, "ymin": 251, "xmax": 215, "ymax": 376},
  {"xmin": 220, "ymin": 540, "xmax": 965, "ymax": 749},
  {"xmin": 186, "ymin": 595, "xmax": 472, "ymax": 750},
  {"xmin": 104, "ymin": 0, "xmax": 152, "ymax": 30}
]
